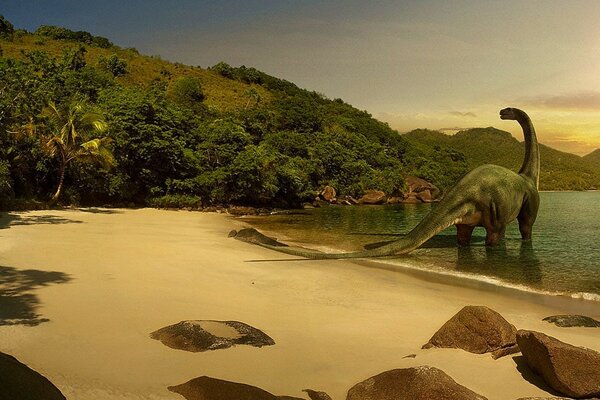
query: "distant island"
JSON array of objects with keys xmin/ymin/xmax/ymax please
[{"xmin": 1, "ymin": 16, "xmax": 598, "ymax": 211}]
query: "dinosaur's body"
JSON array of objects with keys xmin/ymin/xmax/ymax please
[{"xmin": 245, "ymin": 108, "xmax": 540, "ymax": 259}]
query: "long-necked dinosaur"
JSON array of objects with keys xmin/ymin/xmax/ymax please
[{"xmin": 237, "ymin": 107, "xmax": 540, "ymax": 259}]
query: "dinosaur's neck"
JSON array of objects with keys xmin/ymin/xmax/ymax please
[{"xmin": 517, "ymin": 114, "xmax": 540, "ymax": 188}]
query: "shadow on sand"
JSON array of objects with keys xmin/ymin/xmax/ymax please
[
  {"xmin": 0, "ymin": 213, "xmax": 83, "ymax": 229},
  {"xmin": 75, "ymin": 207, "xmax": 123, "ymax": 214},
  {"xmin": 512, "ymin": 355, "xmax": 562, "ymax": 396},
  {"xmin": 0, "ymin": 266, "xmax": 71, "ymax": 326}
]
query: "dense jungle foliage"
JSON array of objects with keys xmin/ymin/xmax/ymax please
[{"xmin": 0, "ymin": 17, "xmax": 597, "ymax": 210}]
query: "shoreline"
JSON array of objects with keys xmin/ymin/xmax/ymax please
[
  {"xmin": 0, "ymin": 208, "xmax": 598, "ymax": 400},
  {"xmin": 238, "ymin": 213, "xmax": 600, "ymax": 311}
]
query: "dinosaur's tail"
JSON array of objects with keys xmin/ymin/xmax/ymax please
[{"xmin": 249, "ymin": 200, "xmax": 473, "ymax": 259}]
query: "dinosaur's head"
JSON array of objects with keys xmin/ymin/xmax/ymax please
[{"xmin": 499, "ymin": 107, "xmax": 522, "ymax": 120}]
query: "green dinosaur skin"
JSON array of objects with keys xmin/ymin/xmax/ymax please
[{"xmin": 250, "ymin": 108, "xmax": 540, "ymax": 259}]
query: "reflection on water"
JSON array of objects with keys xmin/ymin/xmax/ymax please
[
  {"xmin": 245, "ymin": 192, "xmax": 600, "ymax": 297},
  {"xmin": 455, "ymin": 242, "xmax": 542, "ymax": 286}
]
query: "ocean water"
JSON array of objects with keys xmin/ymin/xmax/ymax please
[{"xmin": 245, "ymin": 192, "xmax": 600, "ymax": 301}]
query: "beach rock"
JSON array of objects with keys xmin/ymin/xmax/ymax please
[
  {"xmin": 516, "ymin": 330, "xmax": 600, "ymax": 398},
  {"xmin": 542, "ymin": 315, "xmax": 600, "ymax": 328},
  {"xmin": 346, "ymin": 366, "xmax": 487, "ymax": 400},
  {"xmin": 422, "ymin": 305, "xmax": 518, "ymax": 359},
  {"xmin": 169, "ymin": 376, "xmax": 281, "ymax": 400},
  {"xmin": 227, "ymin": 206, "xmax": 258, "ymax": 216},
  {"xmin": 150, "ymin": 320, "xmax": 275, "ymax": 352},
  {"xmin": 319, "ymin": 186, "xmax": 336, "ymax": 202},
  {"xmin": 515, "ymin": 398, "xmax": 572, "ymax": 399},
  {"xmin": 416, "ymin": 189, "xmax": 434, "ymax": 203},
  {"xmin": 402, "ymin": 194, "xmax": 421, "ymax": 204},
  {"xmin": 405, "ymin": 176, "xmax": 440, "ymax": 199},
  {"xmin": 303, "ymin": 389, "xmax": 333, "ymax": 400},
  {"xmin": 343, "ymin": 195, "xmax": 359, "ymax": 205},
  {"xmin": 0, "ymin": 351, "xmax": 66, "ymax": 400},
  {"xmin": 385, "ymin": 196, "xmax": 403, "ymax": 204},
  {"xmin": 231, "ymin": 228, "xmax": 288, "ymax": 247},
  {"xmin": 358, "ymin": 190, "xmax": 386, "ymax": 205},
  {"xmin": 312, "ymin": 199, "xmax": 330, "ymax": 208}
]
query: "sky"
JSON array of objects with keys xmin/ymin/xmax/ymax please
[{"xmin": 3, "ymin": 0, "xmax": 600, "ymax": 155}]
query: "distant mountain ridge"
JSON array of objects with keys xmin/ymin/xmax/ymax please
[
  {"xmin": 582, "ymin": 148, "xmax": 600, "ymax": 163},
  {"xmin": 404, "ymin": 128, "xmax": 600, "ymax": 191}
]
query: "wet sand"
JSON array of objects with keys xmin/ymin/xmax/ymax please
[{"xmin": 0, "ymin": 208, "xmax": 598, "ymax": 400}]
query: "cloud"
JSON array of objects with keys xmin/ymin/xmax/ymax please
[
  {"xmin": 448, "ymin": 111, "xmax": 477, "ymax": 117},
  {"xmin": 518, "ymin": 91, "xmax": 600, "ymax": 111}
]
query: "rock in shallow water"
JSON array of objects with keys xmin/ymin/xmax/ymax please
[
  {"xmin": 516, "ymin": 329, "xmax": 600, "ymax": 399},
  {"xmin": 150, "ymin": 320, "xmax": 275, "ymax": 352},
  {"xmin": 422, "ymin": 305, "xmax": 518, "ymax": 359},
  {"xmin": 230, "ymin": 228, "xmax": 288, "ymax": 247},
  {"xmin": 542, "ymin": 314, "xmax": 600, "ymax": 328},
  {"xmin": 346, "ymin": 366, "xmax": 487, "ymax": 400},
  {"xmin": 0, "ymin": 351, "xmax": 66, "ymax": 400}
]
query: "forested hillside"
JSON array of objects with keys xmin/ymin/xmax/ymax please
[
  {"xmin": 404, "ymin": 128, "xmax": 600, "ymax": 191},
  {"xmin": 0, "ymin": 16, "xmax": 596, "ymax": 211},
  {"xmin": 1, "ymin": 16, "xmax": 475, "ymax": 209}
]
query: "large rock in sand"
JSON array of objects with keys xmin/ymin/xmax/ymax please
[
  {"xmin": 422, "ymin": 305, "xmax": 518, "ymax": 359},
  {"xmin": 151, "ymin": 320, "xmax": 275, "ymax": 352},
  {"xmin": 303, "ymin": 389, "xmax": 332, "ymax": 400},
  {"xmin": 168, "ymin": 376, "xmax": 303, "ymax": 400},
  {"xmin": 346, "ymin": 366, "xmax": 487, "ymax": 400},
  {"xmin": 0, "ymin": 351, "xmax": 66, "ymax": 400},
  {"xmin": 516, "ymin": 330, "xmax": 600, "ymax": 398}
]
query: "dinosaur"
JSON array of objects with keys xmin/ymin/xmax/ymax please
[{"xmin": 237, "ymin": 107, "xmax": 540, "ymax": 259}]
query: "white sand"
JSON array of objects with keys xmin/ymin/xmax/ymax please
[{"xmin": 0, "ymin": 208, "xmax": 598, "ymax": 400}]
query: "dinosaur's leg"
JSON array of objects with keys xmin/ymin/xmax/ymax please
[
  {"xmin": 456, "ymin": 224, "xmax": 475, "ymax": 247},
  {"xmin": 485, "ymin": 226, "xmax": 506, "ymax": 246},
  {"xmin": 518, "ymin": 193, "xmax": 539, "ymax": 241}
]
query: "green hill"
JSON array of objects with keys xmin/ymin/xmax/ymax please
[
  {"xmin": 404, "ymin": 128, "xmax": 600, "ymax": 191},
  {"xmin": 582, "ymin": 149, "xmax": 600, "ymax": 164},
  {"xmin": 0, "ymin": 16, "xmax": 595, "ymax": 211},
  {"xmin": 3, "ymin": 17, "xmax": 459, "ymax": 209}
]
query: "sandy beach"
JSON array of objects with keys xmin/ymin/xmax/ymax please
[{"xmin": 0, "ymin": 208, "xmax": 598, "ymax": 400}]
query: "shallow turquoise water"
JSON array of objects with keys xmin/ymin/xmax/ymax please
[{"xmin": 247, "ymin": 192, "xmax": 600, "ymax": 300}]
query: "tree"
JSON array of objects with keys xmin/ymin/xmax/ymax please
[
  {"xmin": 41, "ymin": 99, "xmax": 114, "ymax": 204},
  {"xmin": 0, "ymin": 15, "xmax": 15, "ymax": 38}
]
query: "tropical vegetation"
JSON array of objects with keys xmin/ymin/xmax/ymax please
[{"xmin": 0, "ymin": 16, "xmax": 598, "ymax": 211}]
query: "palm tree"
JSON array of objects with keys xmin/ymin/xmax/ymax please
[{"xmin": 42, "ymin": 99, "xmax": 114, "ymax": 204}]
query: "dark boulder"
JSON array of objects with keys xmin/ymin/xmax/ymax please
[
  {"xmin": 516, "ymin": 329, "xmax": 600, "ymax": 398},
  {"xmin": 542, "ymin": 315, "xmax": 600, "ymax": 328},
  {"xmin": 169, "ymin": 376, "xmax": 277, "ymax": 400},
  {"xmin": 346, "ymin": 366, "xmax": 487, "ymax": 400},
  {"xmin": 0, "ymin": 351, "xmax": 66, "ymax": 400},
  {"xmin": 422, "ymin": 305, "xmax": 518, "ymax": 359},
  {"xmin": 150, "ymin": 320, "xmax": 275, "ymax": 352},
  {"xmin": 168, "ymin": 376, "xmax": 308, "ymax": 400},
  {"xmin": 358, "ymin": 190, "xmax": 386, "ymax": 205}
]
